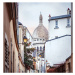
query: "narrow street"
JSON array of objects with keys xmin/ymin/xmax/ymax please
[{"xmin": 3, "ymin": 2, "xmax": 73, "ymax": 73}]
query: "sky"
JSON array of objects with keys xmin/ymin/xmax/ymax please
[{"xmin": 18, "ymin": 2, "xmax": 71, "ymax": 35}]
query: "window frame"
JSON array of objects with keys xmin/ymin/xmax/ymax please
[
  {"xmin": 67, "ymin": 18, "xmax": 70, "ymax": 27},
  {"xmin": 54, "ymin": 20, "xmax": 59, "ymax": 29}
]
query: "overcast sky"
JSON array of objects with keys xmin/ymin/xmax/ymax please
[{"xmin": 18, "ymin": 2, "xmax": 71, "ymax": 35}]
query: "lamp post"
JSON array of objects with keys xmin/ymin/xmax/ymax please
[
  {"xmin": 19, "ymin": 36, "xmax": 28, "ymax": 72},
  {"xmin": 23, "ymin": 36, "xmax": 28, "ymax": 72}
]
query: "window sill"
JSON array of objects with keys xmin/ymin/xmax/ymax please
[
  {"xmin": 54, "ymin": 27, "xmax": 59, "ymax": 29},
  {"xmin": 66, "ymin": 26, "xmax": 71, "ymax": 28}
]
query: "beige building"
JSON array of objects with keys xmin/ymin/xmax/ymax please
[
  {"xmin": 18, "ymin": 22, "xmax": 25, "ymax": 72},
  {"xmin": 3, "ymin": 3, "xmax": 25, "ymax": 73},
  {"xmin": 18, "ymin": 22, "xmax": 34, "ymax": 73},
  {"xmin": 65, "ymin": 56, "xmax": 71, "ymax": 73}
]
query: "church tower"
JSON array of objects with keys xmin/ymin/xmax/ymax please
[{"xmin": 39, "ymin": 13, "xmax": 43, "ymax": 24}]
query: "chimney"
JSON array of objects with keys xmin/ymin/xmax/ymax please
[
  {"xmin": 48, "ymin": 14, "xmax": 51, "ymax": 22},
  {"xmin": 49, "ymin": 14, "xmax": 51, "ymax": 19},
  {"xmin": 67, "ymin": 8, "xmax": 71, "ymax": 14}
]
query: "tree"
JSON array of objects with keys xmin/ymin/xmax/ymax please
[{"xmin": 24, "ymin": 42, "xmax": 35, "ymax": 72}]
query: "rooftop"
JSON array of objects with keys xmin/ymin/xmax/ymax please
[
  {"xmin": 48, "ymin": 14, "xmax": 71, "ymax": 21},
  {"xmin": 18, "ymin": 21, "xmax": 22, "ymax": 25}
]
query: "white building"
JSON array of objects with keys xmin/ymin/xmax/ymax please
[
  {"xmin": 32, "ymin": 13, "xmax": 48, "ymax": 73},
  {"xmin": 45, "ymin": 8, "xmax": 71, "ymax": 71},
  {"xmin": 48, "ymin": 8, "xmax": 71, "ymax": 40}
]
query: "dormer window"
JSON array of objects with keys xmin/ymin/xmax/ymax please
[{"xmin": 54, "ymin": 20, "xmax": 59, "ymax": 29}]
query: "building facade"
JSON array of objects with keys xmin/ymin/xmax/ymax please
[
  {"xmin": 45, "ymin": 8, "xmax": 71, "ymax": 72},
  {"xmin": 48, "ymin": 8, "xmax": 71, "ymax": 40},
  {"xmin": 32, "ymin": 13, "xmax": 48, "ymax": 73},
  {"xmin": 3, "ymin": 3, "xmax": 25, "ymax": 73},
  {"xmin": 18, "ymin": 22, "xmax": 25, "ymax": 72},
  {"xmin": 18, "ymin": 22, "xmax": 34, "ymax": 73}
]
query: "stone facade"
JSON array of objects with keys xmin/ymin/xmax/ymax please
[
  {"xmin": 3, "ymin": 3, "xmax": 25, "ymax": 73},
  {"xmin": 18, "ymin": 22, "xmax": 34, "ymax": 73}
]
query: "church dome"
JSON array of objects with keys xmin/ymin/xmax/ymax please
[{"xmin": 32, "ymin": 13, "xmax": 48, "ymax": 40}]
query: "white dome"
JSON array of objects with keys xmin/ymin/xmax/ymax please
[{"xmin": 32, "ymin": 13, "xmax": 48, "ymax": 40}]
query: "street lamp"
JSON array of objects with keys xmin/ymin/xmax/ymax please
[
  {"xmin": 23, "ymin": 36, "xmax": 27, "ymax": 43},
  {"xmin": 18, "ymin": 36, "xmax": 28, "ymax": 73},
  {"xmin": 23, "ymin": 36, "xmax": 28, "ymax": 72},
  {"xmin": 39, "ymin": 55, "xmax": 41, "ymax": 57}
]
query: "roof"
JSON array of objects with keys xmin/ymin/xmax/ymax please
[
  {"xmin": 33, "ymin": 13, "xmax": 48, "ymax": 40},
  {"xmin": 24, "ymin": 26, "xmax": 33, "ymax": 39},
  {"xmin": 18, "ymin": 21, "xmax": 22, "ymax": 25},
  {"xmin": 48, "ymin": 14, "xmax": 71, "ymax": 21},
  {"xmin": 47, "ymin": 63, "xmax": 65, "ymax": 72},
  {"xmin": 47, "ymin": 68, "xmax": 56, "ymax": 72},
  {"xmin": 66, "ymin": 55, "xmax": 71, "ymax": 61},
  {"xmin": 32, "ymin": 25, "xmax": 48, "ymax": 40}
]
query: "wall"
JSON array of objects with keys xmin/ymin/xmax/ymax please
[
  {"xmin": 10, "ymin": 20, "xmax": 19, "ymax": 72},
  {"xmin": 19, "ymin": 60, "xmax": 25, "ymax": 72},
  {"xmin": 3, "ymin": 3, "xmax": 25, "ymax": 73},
  {"xmin": 71, "ymin": 3, "xmax": 73, "ymax": 73},
  {"xmin": 19, "ymin": 25, "xmax": 24, "ymax": 63},
  {"xmin": 48, "ymin": 18, "xmax": 71, "ymax": 40},
  {"xmin": 65, "ymin": 57, "xmax": 71, "ymax": 72},
  {"xmin": 32, "ymin": 37, "xmax": 46, "ymax": 73},
  {"xmin": 3, "ymin": 4, "xmax": 11, "ymax": 72},
  {"xmin": 45, "ymin": 35, "xmax": 71, "ymax": 66}
]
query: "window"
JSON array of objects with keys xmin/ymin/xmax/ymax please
[
  {"xmin": 40, "ymin": 39, "xmax": 42, "ymax": 40},
  {"xmin": 11, "ymin": 39, "xmax": 12, "ymax": 72},
  {"xmin": 34, "ymin": 39, "xmax": 36, "ymax": 41},
  {"xmin": 40, "ymin": 46, "xmax": 42, "ymax": 51},
  {"xmin": 54, "ymin": 20, "xmax": 59, "ymax": 29},
  {"xmin": 56, "ymin": 20, "xmax": 58, "ymax": 25},
  {"xmin": 37, "ymin": 47, "xmax": 39, "ymax": 51},
  {"xmin": 5, "ymin": 38, "xmax": 9, "ymax": 72},
  {"xmin": 67, "ymin": 18, "xmax": 70, "ymax": 27}
]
